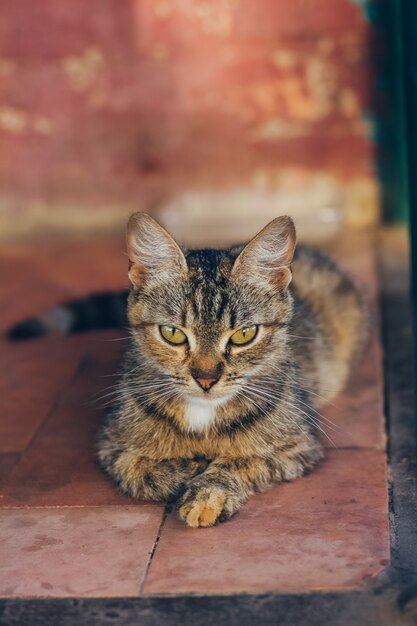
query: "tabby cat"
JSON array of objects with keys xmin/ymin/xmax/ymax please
[{"xmin": 97, "ymin": 213, "xmax": 368, "ymax": 527}]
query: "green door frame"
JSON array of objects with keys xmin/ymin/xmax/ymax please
[
  {"xmin": 380, "ymin": 0, "xmax": 409, "ymax": 225},
  {"xmin": 401, "ymin": 0, "xmax": 416, "ymax": 294}
]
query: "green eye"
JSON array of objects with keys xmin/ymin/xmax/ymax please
[
  {"xmin": 160, "ymin": 325, "xmax": 187, "ymax": 345},
  {"xmin": 229, "ymin": 325, "xmax": 258, "ymax": 346}
]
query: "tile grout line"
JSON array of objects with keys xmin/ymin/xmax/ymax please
[{"xmin": 139, "ymin": 505, "xmax": 169, "ymax": 595}]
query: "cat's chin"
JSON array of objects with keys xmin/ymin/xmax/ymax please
[
  {"xmin": 185, "ymin": 394, "xmax": 233, "ymax": 406},
  {"xmin": 183, "ymin": 394, "xmax": 234, "ymax": 433}
]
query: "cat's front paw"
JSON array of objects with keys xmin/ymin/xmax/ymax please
[
  {"xmin": 178, "ymin": 487, "xmax": 226, "ymax": 527},
  {"xmin": 177, "ymin": 477, "xmax": 243, "ymax": 527}
]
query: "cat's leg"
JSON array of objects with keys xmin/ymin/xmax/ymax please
[
  {"xmin": 178, "ymin": 442, "xmax": 323, "ymax": 527},
  {"xmin": 103, "ymin": 451, "xmax": 209, "ymax": 502}
]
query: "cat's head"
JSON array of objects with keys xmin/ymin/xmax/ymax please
[{"xmin": 126, "ymin": 213, "xmax": 296, "ymax": 409}]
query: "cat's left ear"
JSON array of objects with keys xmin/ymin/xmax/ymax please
[
  {"xmin": 126, "ymin": 212, "xmax": 187, "ymax": 288},
  {"xmin": 231, "ymin": 216, "xmax": 296, "ymax": 289}
]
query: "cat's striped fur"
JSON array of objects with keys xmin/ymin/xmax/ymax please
[{"xmin": 97, "ymin": 213, "xmax": 369, "ymax": 527}]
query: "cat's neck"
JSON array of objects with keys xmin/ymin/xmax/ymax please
[{"xmin": 182, "ymin": 395, "xmax": 232, "ymax": 433}]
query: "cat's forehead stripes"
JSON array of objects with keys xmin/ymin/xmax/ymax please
[
  {"xmin": 133, "ymin": 244, "xmax": 288, "ymax": 334},
  {"xmin": 181, "ymin": 248, "xmax": 283, "ymax": 336},
  {"xmin": 184, "ymin": 250, "xmax": 236, "ymax": 331}
]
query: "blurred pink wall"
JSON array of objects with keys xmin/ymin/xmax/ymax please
[{"xmin": 0, "ymin": 0, "xmax": 379, "ymax": 237}]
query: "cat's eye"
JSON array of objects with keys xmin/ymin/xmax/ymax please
[
  {"xmin": 159, "ymin": 325, "xmax": 188, "ymax": 345},
  {"xmin": 229, "ymin": 325, "xmax": 258, "ymax": 346}
]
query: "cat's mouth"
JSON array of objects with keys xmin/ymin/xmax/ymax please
[{"xmin": 184, "ymin": 391, "xmax": 234, "ymax": 406}]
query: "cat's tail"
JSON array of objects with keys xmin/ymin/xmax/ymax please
[{"xmin": 6, "ymin": 291, "xmax": 129, "ymax": 341}]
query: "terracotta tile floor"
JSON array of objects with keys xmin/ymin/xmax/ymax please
[{"xmin": 0, "ymin": 234, "xmax": 389, "ymax": 598}]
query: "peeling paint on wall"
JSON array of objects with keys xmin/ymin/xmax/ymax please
[
  {"xmin": 178, "ymin": 0, "xmax": 237, "ymax": 36},
  {"xmin": 32, "ymin": 117, "xmax": 54, "ymax": 135},
  {"xmin": 0, "ymin": 0, "xmax": 379, "ymax": 236},
  {"xmin": 62, "ymin": 47, "xmax": 104, "ymax": 91},
  {"xmin": 0, "ymin": 107, "xmax": 28, "ymax": 133},
  {"xmin": 255, "ymin": 119, "xmax": 307, "ymax": 140},
  {"xmin": 339, "ymin": 89, "xmax": 361, "ymax": 118},
  {"xmin": 0, "ymin": 107, "xmax": 55, "ymax": 135}
]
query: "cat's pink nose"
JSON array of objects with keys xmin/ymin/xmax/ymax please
[
  {"xmin": 190, "ymin": 363, "xmax": 224, "ymax": 392},
  {"xmin": 195, "ymin": 377, "xmax": 217, "ymax": 391}
]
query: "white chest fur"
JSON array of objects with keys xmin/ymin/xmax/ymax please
[{"xmin": 184, "ymin": 396, "xmax": 230, "ymax": 433}]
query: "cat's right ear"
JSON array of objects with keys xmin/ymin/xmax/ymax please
[{"xmin": 126, "ymin": 213, "xmax": 187, "ymax": 288}]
